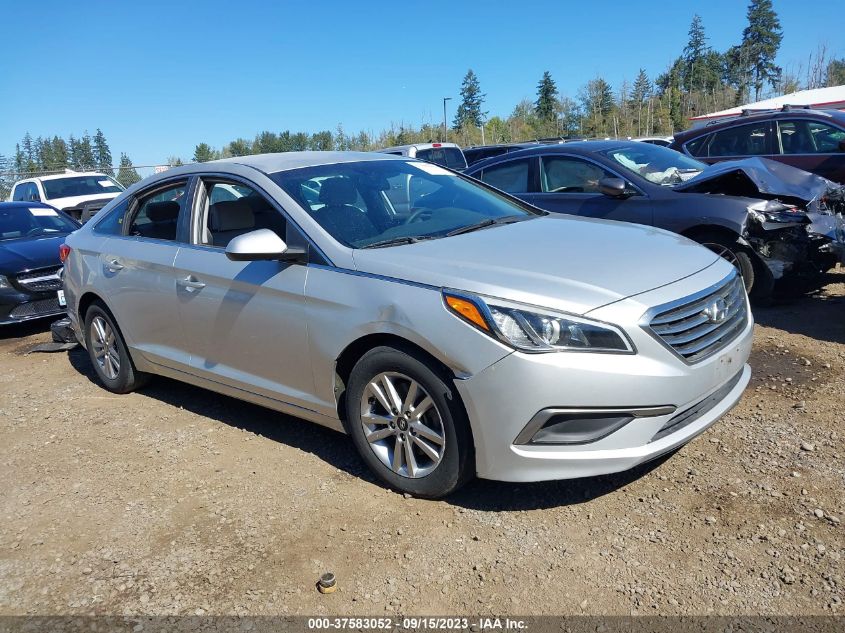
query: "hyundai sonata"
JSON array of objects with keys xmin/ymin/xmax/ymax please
[{"xmin": 62, "ymin": 152, "xmax": 752, "ymax": 498}]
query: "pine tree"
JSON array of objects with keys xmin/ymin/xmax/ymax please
[
  {"xmin": 77, "ymin": 132, "xmax": 96, "ymax": 170},
  {"xmin": 93, "ymin": 129, "xmax": 113, "ymax": 175},
  {"xmin": 453, "ymin": 69, "xmax": 486, "ymax": 129},
  {"xmin": 193, "ymin": 143, "xmax": 217, "ymax": 163},
  {"xmin": 116, "ymin": 153, "xmax": 141, "ymax": 186},
  {"xmin": 740, "ymin": 0, "xmax": 783, "ymax": 101},
  {"xmin": 535, "ymin": 71, "xmax": 559, "ymax": 121},
  {"xmin": 682, "ymin": 15, "xmax": 708, "ymax": 93},
  {"xmin": 631, "ymin": 69, "xmax": 651, "ymax": 136},
  {"xmin": 50, "ymin": 136, "xmax": 69, "ymax": 171}
]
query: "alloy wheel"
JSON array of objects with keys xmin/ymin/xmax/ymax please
[
  {"xmin": 90, "ymin": 315, "xmax": 120, "ymax": 380},
  {"xmin": 702, "ymin": 242, "xmax": 740, "ymax": 270},
  {"xmin": 359, "ymin": 372, "xmax": 445, "ymax": 478}
]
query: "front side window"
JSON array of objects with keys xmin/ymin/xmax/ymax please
[
  {"xmin": 0, "ymin": 205, "xmax": 79, "ymax": 241},
  {"xmin": 479, "ymin": 159, "xmax": 531, "ymax": 193},
  {"xmin": 199, "ymin": 181, "xmax": 287, "ymax": 248},
  {"xmin": 602, "ymin": 144, "xmax": 705, "ymax": 186},
  {"xmin": 127, "ymin": 182, "xmax": 187, "ymax": 241},
  {"xmin": 707, "ymin": 122, "xmax": 771, "ymax": 157},
  {"xmin": 41, "ymin": 175, "xmax": 124, "ymax": 200},
  {"xmin": 778, "ymin": 120, "xmax": 845, "ymax": 154},
  {"xmin": 684, "ymin": 134, "xmax": 710, "ymax": 157},
  {"xmin": 271, "ymin": 160, "xmax": 538, "ymax": 248},
  {"xmin": 541, "ymin": 156, "xmax": 612, "ymax": 193}
]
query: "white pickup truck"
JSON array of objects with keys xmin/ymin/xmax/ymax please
[{"xmin": 9, "ymin": 171, "xmax": 125, "ymax": 221}]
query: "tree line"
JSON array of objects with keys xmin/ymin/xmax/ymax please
[{"xmin": 3, "ymin": 0, "xmax": 843, "ymax": 199}]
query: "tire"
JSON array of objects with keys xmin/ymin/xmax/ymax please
[
  {"xmin": 693, "ymin": 232, "xmax": 755, "ymax": 289},
  {"xmin": 83, "ymin": 302, "xmax": 149, "ymax": 393},
  {"xmin": 345, "ymin": 346, "xmax": 474, "ymax": 498}
]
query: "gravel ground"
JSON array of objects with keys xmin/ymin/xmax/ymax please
[{"xmin": 0, "ymin": 270, "xmax": 843, "ymax": 617}]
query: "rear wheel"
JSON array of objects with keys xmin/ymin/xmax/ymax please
[
  {"xmin": 83, "ymin": 303, "xmax": 149, "ymax": 393},
  {"xmin": 345, "ymin": 346, "xmax": 474, "ymax": 498}
]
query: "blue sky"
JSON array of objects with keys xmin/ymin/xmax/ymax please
[{"xmin": 1, "ymin": 0, "xmax": 841, "ymax": 166}]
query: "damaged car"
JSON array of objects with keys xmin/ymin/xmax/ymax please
[{"xmin": 465, "ymin": 141, "xmax": 845, "ymax": 302}]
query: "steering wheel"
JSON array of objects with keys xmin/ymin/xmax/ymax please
[{"xmin": 405, "ymin": 208, "xmax": 433, "ymax": 224}]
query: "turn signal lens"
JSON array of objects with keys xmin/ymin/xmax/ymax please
[
  {"xmin": 59, "ymin": 244, "xmax": 71, "ymax": 263},
  {"xmin": 445, "ymin": 295, "xmax": 490, "ymax": 331}
]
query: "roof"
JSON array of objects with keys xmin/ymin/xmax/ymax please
[
  {"xmin": 214, "ymin": 151, "xmax": 406, "ymax": 173},
  {"xmin": 18, "ymin": 171, "xmax": 112, "ymax": 183},
  {"xmin": 690, "ymin": 85, "xmax": 845, "ymax": 125},
  {"xmin": 464, "ymin": 140, "xmax": 633, "ymax": 172},
  {"xmin": 0, "ymin": 201, "xmax": 53, "ymax": 208}
]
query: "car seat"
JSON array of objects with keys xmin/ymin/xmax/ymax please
[
  {"xmin": 208, "ymin": 199, "xmax": 256, "ymax": 247},
  {"xmin": 311, "ymin": 177, "xmax": 377, "ymax": 244}
]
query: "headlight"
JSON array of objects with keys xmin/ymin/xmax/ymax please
[
  {"xmin": 747, "ymin": 200, "xmax": 808, "ymax": 225},
  {"xmin": 0, "ymin": 275, "xmax": 10, "ymax": 290},
  {"xmin": 444, "ymin": 291, "xmax": 633, "ymax": 353}
]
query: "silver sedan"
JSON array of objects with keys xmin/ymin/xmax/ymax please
[{"xmin": 62, "ymin": 152, "xmax": 753, "ymax": 498}]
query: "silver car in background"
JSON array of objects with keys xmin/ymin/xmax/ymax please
[{"xmin": 62, "ymin": 152, "xmax": 753, "ymax": 498}]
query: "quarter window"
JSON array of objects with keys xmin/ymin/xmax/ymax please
[
  {"xmin": 707, "ymin": 122, "xmax": 771, "ymax": 157},
  {"xmin": 480, "ymin": 159, "xmax": 531, "ymax": 193},
  {"xmin": 684, "ymin": 134, "xmax": 711, "ymax": 157},
  {"xmin": 541, "ymin": 156, "xmax": 613, "ymax": 193},
  {"xmin": 128, "ymin": 182, "xmax": 187, "ymax": 241},
  {"xmin": 199, "ymin": 181, "xmax": 287, "ymax": 248}
]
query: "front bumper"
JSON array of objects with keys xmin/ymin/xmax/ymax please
[
  {"xmin": 0, "ymin": 289, "xmax": 65, "ymax": 326},
  {"xmin": 454, "ymin": 266, "xmax": 754, "ymax": 482}
]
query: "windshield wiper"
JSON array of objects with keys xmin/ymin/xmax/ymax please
[
  {"xmin": 360, "ymin": 235, "xmax": 437, "ymax": 249},
  {"xmin": 445, "ymin": 215, "xmax": 526, "ymax": 237}
]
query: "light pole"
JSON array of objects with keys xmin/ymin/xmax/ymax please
[{"xmin": 442, "ymin": 97, "xmax": 452, "ymax": 142}]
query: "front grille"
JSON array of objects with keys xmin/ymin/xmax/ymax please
[
  {"xmin": 15, "ymin": 267, "xmax": 63, "ymax": 292},
  {"xmin": 9, "ymin": 297, "xmax": 62, "ymax": 319},
  {"xmin": 646, "ymin": 273, "xmax": 748, "ymax": 363},
  {"xmin": 649, "ymin": 370, "xmax": 744, "ymax": 443}
]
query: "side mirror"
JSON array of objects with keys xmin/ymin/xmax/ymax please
[
  {"xmin": 225, "ymin": 228, "xmax": 306, "ymax": 263},
  {"xmin": 598, "ymin": 177, "xmax": 628, "ymax": 198}
]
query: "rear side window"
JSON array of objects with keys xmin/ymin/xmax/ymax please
[
  {"xmin": 13, "ymin": 183, "xmax": 39, "ymax": 202},
  {"xmin": 128, "ymin": 182, "xmax": 187, "ymax": 241},
  {"xmin": 684, "ymin": 134, "xmax": 710, "ymax": 157},
  {"xmin": 707, "ymin": 122, "xmax": 771, "ymax": 157},
  {"xmin": 416, "ymin": 147, "xmax": 467, "ymax": 170},
  {"xmin": 480, "ymin": 159, "xmax": 531, "ymax": 193},
  {"xmin": 94, "ymin": 199, "xmax": 129, "ymax": 235}
]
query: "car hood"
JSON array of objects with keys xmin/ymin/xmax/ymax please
[
  {"xmin": 46, "ymin": 192, "xmax": 120, "ymax": 210},
  {"xmin": 675, "ymin": 156, "xmax": 836, "ymax": 204},
  {"xmin": 0, "ymin": 234, "xmax": 69, "ymax": 275},
  {"xmin": 352, "ymin": 215, "xmax": 720, "ymax": 315}
]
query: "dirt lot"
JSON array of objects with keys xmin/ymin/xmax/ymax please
[{"xmin": 1, "ymin": 271, "xmax": 843, "ymax": 617}]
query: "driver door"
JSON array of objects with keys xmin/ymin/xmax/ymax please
[
  {"xmin": 172, "ymin": 178, "xmax": 316, "ymax": 410},
  {"xmin": 521, "ymin": 154, "xmax": 653, "ymax": 226}
]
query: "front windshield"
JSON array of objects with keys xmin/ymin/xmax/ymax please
[
  {"xmin": 42, "ymin": 175, "xmax": 124, "ymax": 200},
  {"xmin": 0, "ymin": 206, "xmax": 79, "ymax": 241},
  {"xmin": 601, "ymin": 144, "xmax": 707, "ymax": 186},
  {"xmin": 270, "ymin": 159, "xmax": 538, "ymax": 248}
]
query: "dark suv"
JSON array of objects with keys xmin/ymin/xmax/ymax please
[{"xmin": 671, "ymin": 107, "xmax": 845, "ymax": 184}]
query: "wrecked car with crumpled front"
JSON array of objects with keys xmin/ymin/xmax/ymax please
[{"xmin": 465, "ymin": 141, "xmax": 845, "ymax": 303}]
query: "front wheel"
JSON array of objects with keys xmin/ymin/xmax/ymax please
[{"xmin": 345, "ymin": 346, "xmax": 474, "ymax": 498}]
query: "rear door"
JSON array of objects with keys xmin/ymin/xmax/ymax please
[
  {"xmin": 521, "ymin": 154, "xmax": 653, "ymax": 226},
  {"xmin": 96, "ymin": 178, "xmax": 192, "ymax": 370},
  {"xmin": 775, "ymin": 118, "xmax": 845, "ymax": 183},
  {"xmin": 172, "ymin": 177, "xmax": 315, "ymax": 410}
]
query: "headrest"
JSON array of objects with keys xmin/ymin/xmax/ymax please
[
  {"xmin": 318, "ymin": 178, "xmax": 357, "ymax": 206},
  {"xmin": 209, "ymin": 199, "xmax": 255, "ymax": 232},
  {"xmin": 146, "ymin": 201, "xmax": 180, "ymax": 222}
]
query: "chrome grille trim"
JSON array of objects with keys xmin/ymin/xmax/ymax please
[
  {"xmin": 15, "ymin": 266, "xmax": 64, "ymax": 292},
  {"xmin": 642, "ymin": 271, "xmax": 748, "ymax": 364}
]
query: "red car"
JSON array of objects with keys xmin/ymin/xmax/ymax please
[{"xmin": 671, "ymin": 107, "xmax": 845, "ymax": 184}]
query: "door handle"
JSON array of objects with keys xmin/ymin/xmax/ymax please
[
  {"xmin": 177, "ymin": 276, "xmax": 206, "ymax": 291},
  {"xmin": 105, "ymin": 258, "xmax": 124, "ymax": 272}
]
